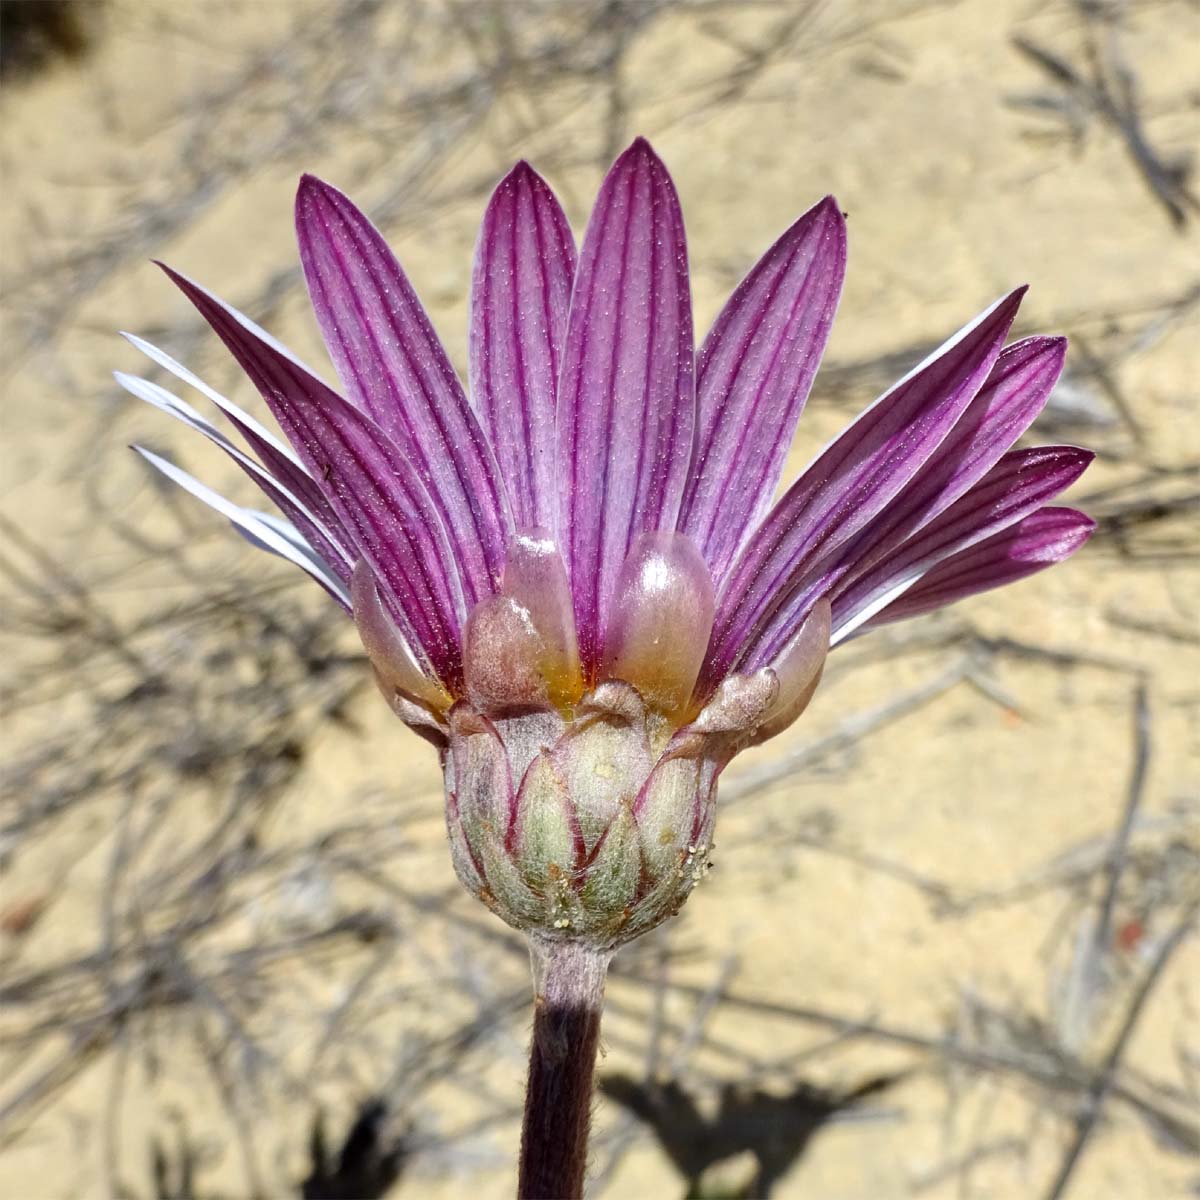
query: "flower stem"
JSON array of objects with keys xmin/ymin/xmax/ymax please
[{"xmin": 518, "ymin": 934, "xmax": 613, "ymax": 1200}]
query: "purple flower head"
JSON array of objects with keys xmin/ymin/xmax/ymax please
[{"xmin": 122, "ymin": 139, "xmax": 1093, "ymax": 945}]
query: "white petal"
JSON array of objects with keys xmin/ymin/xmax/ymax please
[
  {"xmin": 121, "ymin": 331, "xmax": 305, "ymax": 473},
  {"xmin": 115, "ymin": 370, "xmax": 351, "ymax": 568},
  {"xmin": 829, "ymin": 571, "xmax": 927, "ymax": 645},
  {"xmin": 133, "ymin": 446, "xmax": 350, "ymax": 605}
]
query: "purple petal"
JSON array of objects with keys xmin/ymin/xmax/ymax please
[
  {"xmin": 470, "ymin": 162, "xmax": 576, "ymax": 531},
  {"xmin": 160, "ymin": 263, "xmax": 465, "ymax": 684},
  {"xmin": 830, "ymin": 445, "xmax": 1094, "ymax": 640},
  {"xmin": 734, "ymin": 334, "xmax": 1069, "ymax": 666},
  {"xmin": 679, "ymin": 196, "xmax": 846, "ymax": 582},
  {"xmin": 702, "ymin": 289, "xmax": 1025, "ymax": 689},
  {"xmin": 864, "ymin": 507, "xmax": 1095, "ymax": 627},
  {"xmin": 295, "ymin": 175, "xmax": 510, "ymax": 604},
  {"xmin": 834, "ymin": 336, "xmax": 1067, "ymax": 582},
  {"xmin": 556, "ymin": 138, "xmax": 696, "ymax": 674}
]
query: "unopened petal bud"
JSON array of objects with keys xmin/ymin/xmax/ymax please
[
  {"xmin": 502, "ymin": 531, "xmax": 584, "ymax": 709},
  {"xmin": 351, "ymin": 559, "xmax": 451, "ymax": 712},
  {"xmin": 692, "ymin": 669, "xmax": 779, "ymax": 736},
  {"xmin": 752, "ymin": 598, "xmax": 831, "ymax": 745},
  {"xmin": 464, "ymin": 595, "xmax": 549, "ymax": 712},
  {"xmin": 602, "ymin": 532, "xmax": 715, "ymax": 719}
]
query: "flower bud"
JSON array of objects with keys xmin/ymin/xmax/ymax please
[
  {"xmin": 601, "ymin": 532, "xmax": 715, "ymax": 720},
  {"xmin": 502, "ymin": 532, "xmax": 584, "ymax": 709},
  {"xmin": 752, "ymin": 598, "xmax": 830, "ymax": 745},
  {"xmin": 463, "ymin": 595, "xmax": 551, "ymax": 712},
  {"xmin": 443, "ymin": 670, "xmax": 777, "ymax": 947},
  {"xmin": 462, "ymin": 534, "xmax": 587, "ymax": 715},
  {"xmin": 351, "ymin": 559, "xmax": 452, "ymax": 714}
]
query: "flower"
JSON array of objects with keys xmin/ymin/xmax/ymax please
[{"xmin": 120, "ymin": 138, "xmax": 1094, "ymax": 947}]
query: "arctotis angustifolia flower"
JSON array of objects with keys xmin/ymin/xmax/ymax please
[{"xmin": 121, "ymin": 139, "xmax": 1094, "ymax": 949}]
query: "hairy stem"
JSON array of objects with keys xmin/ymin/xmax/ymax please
[{"xmin": 518, "ymin": 934, "xmax": 613, "ymax": 1200}]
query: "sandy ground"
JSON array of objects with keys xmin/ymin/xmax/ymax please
[{"xmin": 2, "ymin": 2, "xmax": 1198, "ymax": 1198}]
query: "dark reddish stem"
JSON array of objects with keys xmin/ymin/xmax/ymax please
[{"xmin": 518, "ymin": 935, "xmax": 613, "ymax": 1200}]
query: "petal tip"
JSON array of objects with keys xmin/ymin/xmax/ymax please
[
  {"xmin": 979, "ymin": 285, "xmax": 1027, "ymax": 335},
  {"xmin": 506, "ymin": 159, "xmax": 537, "ymax": 183},
  {"xmin": 818, "ymin": 196, "xmax": 848, "ymax": 254},
  {"xmin": 296, "ymin": 171, "xmax": 335, "ymax": 198},
  {"xmin": 496, "ymin": 158, "xmax": 554, "ymax": 201},
  {"xmin": 295, "ymin": 173, "xmax": 338, "ymax": 224},
  {"xmin": 620, "ymin": 135, "xmax": 664, "ymax": 171},
  {"xmin": 1045, "ymin": 445, "xmax": 1095, "ymax": 493},
  {"xmin": 1035, "ymin": 334, "xmax": 1069, "ymax": 369},
  {"xmin": 817, "ymin": 193, "xmax": 844, "ymax": 220},
  {"xmin": 1031, "ymin": 507, "xmax": 1097, "ymax": 560},
  {"xmin": 154, "ymin": 259, "xmax": 189, "ymax": 289},
  {"xmin": 294, "ymin": 174, "xmax": 352, "ymax": 231},
  {"xmin": 807, "ymin": 195, "xmax": 847, "ymax": 244},
  {"xmin": 989, "ymin": 284, "xmax": 1028, "ymax": 323}
]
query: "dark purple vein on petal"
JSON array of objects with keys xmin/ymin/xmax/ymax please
[
  {"xmin": 864, "ymin": 507, "xmax": 1095, "ymax": 627},
  {"xmin": 555, "ymin": 138, "xmax": 695, "ymax": 675},
  {"xmin": 160, "ymin": 263, "xmax": 465, "ymax": 684},
  {"xmin": 470, "ymin": 162, "xmax": 576, "ymax": 531},
  {"xmin": 296, "ymin": 176, "xmax": 510, "ymax": 604},
  {"xmin": 680, "ymin": 196, "xmax": 846, "ymax": 584},
  {"xmin": 737, "ymin": 335, "xmax": 1071, "ymax": 667},
  {"xmin": 699, "ymin": 288, "xmax": 1025, "ymax": 693}
]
